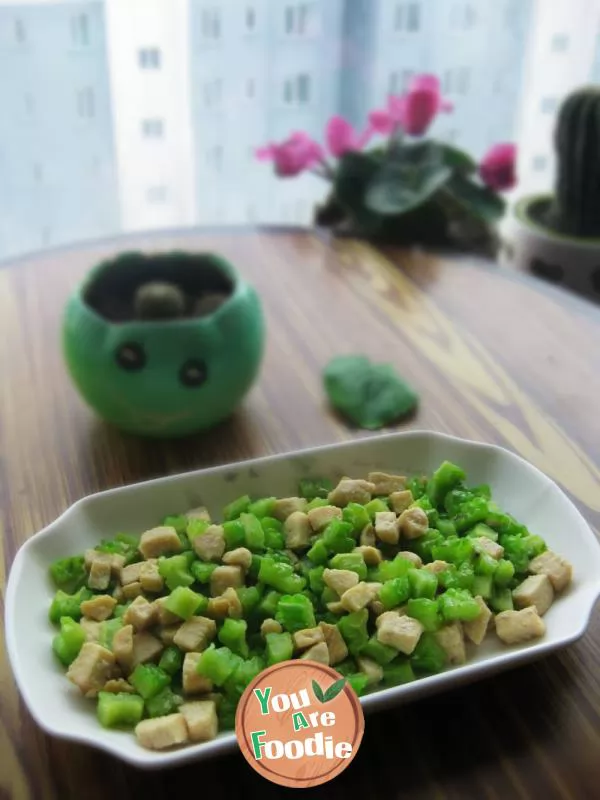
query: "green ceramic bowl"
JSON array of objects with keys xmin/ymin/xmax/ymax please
[{"xmin": 62, "ymin": 251, "xmax": 265, "ymax": 437}]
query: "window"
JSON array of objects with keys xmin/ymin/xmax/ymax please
[
  {"xmin": 76, "ymin": 87, "xmax": 95, "ymax": 119},
  {"xmin": 388, "ymin": 70, "xmax": 414, "ymax": 95},
  {"xmin": 146, "ymin": 186, "xmax": 167, "ymax": 204},
  {"xmin": 532, "ymin": 155, "xmax": 548, "ymax": 172},
  {"xmin": 201, "ymin": 8, "xmax": 221, "ymax": 40},
  {"xmin": 284, "ymin": 3, "xmax": 318, "ymax": 36},
  {"xmin": 450, "ymin": 3, "xmax": 476, "ymax": 30},
  {"xmin": 551, "ymin": 34, "xmax": 569, "ymax": 52},
  {"xmin": 297, "ymin": 74, "xmax": 310, "ymax": 103},
  {"xmin": 443, "ymin": 67, "xmax": 470, "ymax": 95},
  {"xmin": 246, "ymin": 7, "xmax": 256, "ymax": 31},
  {"xmin": 282, "ymin": 73, "xmax": 312, "ymax": 105},
  {"xmin": 141, "ymin": 118, "xmax": 164, "ymax": 138},
  {"xmin": 203, "ymin": 79, "xmax": 222, "ymax": 108},
  {"xmin": 71, "ymin": 13, "xmax": 89, "ymax": 46},
  {"xmin": 138, "ymin": 48, "xmax": 161, "ymax": 69},
  {"xmin": 394, "ymin": 3, "xmax": 420, "ymax": 32},
  {"xmin": 14, "ymin": 18, "xmax": 25, "ymax": 43},
  {"xmin": 541, "ymin": 96, "xmax": 558, "ymax": 114}
]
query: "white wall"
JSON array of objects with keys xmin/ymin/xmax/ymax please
[{"xmin": 105, "ymin": 0, "xmax": 196, "ymax": 232}]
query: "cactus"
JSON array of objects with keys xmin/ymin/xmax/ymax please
[
  {"xmin": 134, "ymin": 281, "xmax": 186, "ymax": 320},
  {"xmin": 547, "ymin": 87, "xmax": 600, "ymax": 237}
]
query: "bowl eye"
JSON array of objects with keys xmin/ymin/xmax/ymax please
[
  {"xmin": 115, "ymin": 342, "xmax": 146, "ymax": 371},
  {"xmin": 179, "ymin": 359, "xmax": 207, "ymax": 388}
]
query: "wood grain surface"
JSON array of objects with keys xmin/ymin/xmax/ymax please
[{"xmin": 1, "ymin": 227, "xmax": 600, "ymax": 800}]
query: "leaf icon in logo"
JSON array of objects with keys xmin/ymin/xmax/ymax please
[
  {"xmin": 312, "ymin": 679, "xmax": 326, "ymax": 703},
  {"xmin": 323, "ymin": 678, "xmax": 346, "ymax": 702}
]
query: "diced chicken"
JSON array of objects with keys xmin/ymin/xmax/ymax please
[
  {"xmin": 293, "ymin": 627, "xmax": 325, "ymax": 651},
  {"xmin": 192, "ymin": 525, "xmax": 226, "ymax": 562},
  {"xmin": 496, "ymin": 606, "xmax": 546, "ymax": 646},
  {"xmin": 221, "ymin": 586, "xmax": 243, "ymax": 619},
  {"xmin": 173, "ymin": 616, "xmax": 216, "ymax": 653},
  {"xmin": 326, "ymin": 601, "xmax": 346, "ymax": 614},
  {"xmin": 389, "ymin": 490, "xmax": 414, "ymax": 515},
  {"xmin": 122, "ymin": 581, "xmax": 142, "ymax": 600},
  {"xmin": 66, "ymin": 643, "xmax": 116, "ymax": 698},
  {"xmin": 273, "ymin": 497, "xmax": 308, "ymax": 521},
  {"xmin": 300, "ymin": 641, "xmax": 330, "ymax": 665},
  {"xmin": 110, "ymin": 554, "xmax": 126, "ymax": 576},
  {"xmin": 307, "ymin": 505, "xmax": 343, "ymax": 532},
  {"xmin": 103, "ymin": 678, "xmax": 135, "ymax": 694},
  {"xmin": 159, "ymin": 625, "xmax": 181, "ymax": 646},
  {"xmin": 112, "ymin": 585, "xmax": 124, "ymax": 603},
  {"xmin": 360, "ymin": 524, "xmax": 376, "ymax": 547},
  {"xmin": 375, "ymin": 610, "xmax": 402, "ymax": 629},
  {"xmin": 186, "ymin": 506, "xmax": 211, "ymax": 522},
  {"xmin": 318, "ymin": 622, "xmax": 348, "ymax": 665},
  {"xmin": 88, "ymin": 554, "xmax": 113, "ymax": 590},
  {"xmin": 434, "ymin": 623, "xmax": 466, "ymax": 665},
  {"xmin": 398, "ymin": 507, "xmax": 429, "ymax": 540},
  {"xmin": 423, "ymin": 560, "xmax": 449, "ymax": 575},
  {"xmin": 461, "ymin": 596, "xmax": 491, "ymax": 646},
  {"xmin": 376, "ymin": 613, "xmax": 423, "ymax": 655},
  {"xmin": 529, "ymin": 550, "xmax": 573, "ymax": 592},
  {"xmin": 80, "ymin": 594, "xmax": 117, "ymax": 622},
  {"xmin": 328, "ymin": 478, "xmax": 376, "ymax": 507},
  {"xmin": 222, "ymin": 547, "xmax": 253, "ymax": 571},
  {"xmin": 120, "ymin": 562, "xmax": 143, "ymax": 585},
  {"xmin": 473, "ymin": 537, "xmax": 505, "ymax": 560},
  {"xmin": 284, "ymin": 512, "xmax": 312, "ymax": 550},
  {"xmin": 354, "ymin": 545, "xmax": 382, "ymax": 566},
  {"xmin": 181, "ymin": 700, "xmax": 218, "ymax": 743},
  {"xmin": 153, "ymin": 596, "xmax": 180, "ymax": 626},
  {"xmin": 206, "ymin": 596, "xmax": 230, "ymax": 619},
  {"xmin": 135, "ymin": 714, "xmax": 188, "ymax": 751},
  {"xmin": 210, "ymin": 565, "xmax": 243, "ymax": 597},
  {"xmin": 340, "ymin": 581, "xmax": 382, "ymax": 613},
  {"xmin": 369, "ymin": 599, "xmax": 386, "ymax": 617},
  {"xmin": 398, "ymin": 551, "xmax": 423, "ymax": 568},
  {"xmin": 130, "ymin": 632, "xmax": 163, "ymax": 669},
  {"xmin": 112, "ymin": 624, "xmax": 134, "ymax": 669},
  {"xmin": 513, "ymin": 574, "xmax": 554, "ymax": 616},
  {"xmin": 139, "ymin": 526, "xmax": 182, "ymax": 560},
  {"xmin": 123, "ymin": 595, "xmax": 158, "ymax": 632},
  {"xmin": 368, "ymin": 472, "xmax": 407, "ymax": 495},
  {"xmin": 139, "ymin": 559, "xmax": 164, "ymax": 593},
  {"xmin": 374, "ymin": 511, "xmax": 400, "ymax": 545},
  {"xmin": 323, "ymin": 568, "xmax": 359, "ymax": 597},
  {"xmin": 182, "ymin": 652, "xmax": 214, "ymax": 695},
  {"xmin": 80, "ymin": 618, "xmax": 102, "ymax": 643},
  {"xmin": 356, "ymin": 656, "xmax": 384, "ymax": 686},
  {"xmin": 261, "ymin": 618, "xmax": 283, "ymax": 638},
  {"xmin": 84, "ymin": 549, "xmax": 97, "ymax": 569}
]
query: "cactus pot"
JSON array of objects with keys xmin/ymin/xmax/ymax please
[
  {"xmin": 507, "ymin": 194, "xmax": 600, "ymax": 301},
  {"xmin": 62, "ymin": 251, "xmax": 265, "ymax": 438}
]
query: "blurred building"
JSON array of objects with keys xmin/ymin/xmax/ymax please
[{"xmin": 0, "ymin": 0, "xmax": 118, "ymax": 259}]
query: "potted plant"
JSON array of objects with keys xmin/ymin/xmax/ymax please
[
  {"xmin": 256, "ymin": 74, "xmax": 516, "ymax": 257},
  {"xmin": 508, "ymin": 87, "xmax": 600, "ymax": 298}
]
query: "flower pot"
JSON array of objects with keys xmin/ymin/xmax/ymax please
[
  {"xmin": 507, "ymin": 194, "xmax": 600, "ymax": 300},
  {"xmin": 62, "ymin": 251, "xmax": 265, "ymax": 438}
]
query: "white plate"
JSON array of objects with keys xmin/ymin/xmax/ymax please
[{"xmin": 5, "ymin": 431, "xmax": 600, "ymax": 769}]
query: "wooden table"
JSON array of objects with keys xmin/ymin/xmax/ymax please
[{"xmin": 1, "ymin": 228, "xmax": 600, "ymax": 800}]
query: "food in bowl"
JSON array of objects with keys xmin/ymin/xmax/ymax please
[{"xmin": 47, "ymin": 461, "xmax": 573, "ymax": 751}]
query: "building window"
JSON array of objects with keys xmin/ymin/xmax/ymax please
[
  {"xmin": 246, "ymin": 7, "xmax": 256, "ymax": 31},
  {"xmin": 76, "ymin": 87, "xmax": 95, "ymax": 119},
  {"xmin": 141, "ymin": 118, "xmax": 164, "ymax": 138},
  {"xmin": 394, "ymin": 2, "xmax": 421, "ymax": 32},
  {"xmin": 389, "ymin": 69, "xmax": 413, "ymax": 94},
  {"xmin": 284, "ymin": 3, "xmax": 318, "ymax": 36},
  {"xmin": 443, "ymin": 67, "xmax": 470, "ymax": 95},
  {"xmin": 282, "ymin": 73, "xmax": 312, "ymax": 105},
  {"xmin": 450, "ymin": 3, "xmax": 476, "ymax": 30},
  {"xmin": 14, "ymin": 18, "xmax": 26, "ymax": 43},
  {"xmin": 201, "ymin": 8, "xmax": 221, "ymax": 39},
  {"xmin": 138, "ymin": 48, "xmax": 161, "ymax": 69},
  {"xmin": 551, "ymin": 34, "xmax": 569, "ymax": 52},
  {"xmin": 146, "ymin": 186, "xmax": 167, "ymax": 204},
  {"xmin": 541, "ymin": 96, "xmax": 558, "ymax": 114},
  {"xmin": 203, "ymin": 79, "xmax": 222, "ymax": 108},
  {"xmin": 532, "ymin": 155, "xmax": 548, "ymax": 172},
  {"xmin": 206, "ymin": 145, "xmax": 223, "ymax": 171},
  {"xmin": 71, "ymin": 13, "xmax": 89, "ymax": 46}
]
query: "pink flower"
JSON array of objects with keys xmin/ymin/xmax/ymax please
[
  {"xmin": 479, "ymin": 143, "xmax": 517, "ymax": 191},
  {"xmin": 255, "ymin": 132, "xmax": 323, "ymax": 177},
  {"xmin": 325, "ymin": 115, "xmax": 372, "ymax": 157},
  {"xmin": 368, "ymin": 73, "xmax": 452, "ymax": 137}
]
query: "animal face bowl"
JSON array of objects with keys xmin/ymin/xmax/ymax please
[{"xmin": 62, "ymin": 251, "xmax": 265, "ymax": 437}]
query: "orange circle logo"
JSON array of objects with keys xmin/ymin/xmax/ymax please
[{"xmin": 235, "ymin": 660, "xmax": 365, "ymax": 788}]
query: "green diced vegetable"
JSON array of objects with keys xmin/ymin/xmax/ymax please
[
  {"xmin": 95, "ymin": 533, "xmax": 139, "ymax": 563},
  {"xmin": 453, "ymin": 497, "xmax": 490, "ymax": 533},
  {"xmin": 276, "ymin": 594, "xmax": 316, "ymax": 633},
  {"xmin": 329, "ymin": 552, "xmax": 367, "ymax": 580},
  {"xmin": 494, "ymin": 559, "xmax": 515, "ymax": 587},
  {"xmin": 438, "ymin": 562, "xmax": 474, "ymax": 592},
  {"xmin": 411, "ymin": 494, "xmax": 439, "ymax": 527},
  {"xmin": 490, "ymin": 587, "xmax": 513, "ymax": 613},
  {"xmin": 468, "ymin": 522, "xmax": 498, "ymax": 541},
  {"xmin": 321, "ymin": 586, "xmax": 338, "ymax": 605},
  {"xmin": 190, "ymin": 561, "xmax": 217, "ymax": 584},
  {"xmin": 408, "ymin": 568, "xmax": 438, "ymax": 599},
  {"xmin": 407, "ymin": 476, "xmax": 427, "ymax": 500},
  {"xmin": 406, "ymin": 598, "xmax": 441, "ymax": 632},
  {"xmin": 343, "ymin": 503, "xmax": 371, "ymax": 533},
  {"xmin": 435, "ymin": 518, "xmax": 457, "ymax": 538},
  {"xmin": 474, "ymin": 553, "xmax": 498, "ymax": 577},
  {"xmin": 186, "ymin": 518, "xmax": 210, "ymax": 541},
  {"xmin": 99, "ymin": 618, "xmax": 123, "ymax": 650},
  {"xmin": 337, "ymin": 609, "xmax": 369, "ymax": 655},
  {"xmin": 360, "ymin": 635, "xmax": 398, "ymax": 665},
  {"xmin": 225, "ymin": 654, "xmax": 266, "ymax": 698},
  {"xmin": 218, "ymin": 618, "xmax": 249, "ymax": 658},
  {"xmin": 382, "ymin": 660, "xmax": 415, "ymax": 686},
  {"xmin": 411, "ymin": 633, "xmax": 447, "ymax": 674},
  {"xmin": 97, "ymin": 692, "xmax": 144, "ymax": 728},
  {"xmin": 299, "ymin": 478, "xmax": 332, "ymax": 500},
  {"xmin": 307, "ymin": 538, "xmax": 329, "ymax": 565},
  {"xmin": 258, "ymin": 557, "xmax": 306, "ymax": 594},
  {"xmin": 471, "ymin": 484, "xmax": 492, "ymax": 499},
  {"xmin": 163, "ymin": 586, "xmax": 206, "ymax": 620},
  {"xmin": 130, "ymin": 663, "xmax": 171, "ymax": 700},
  {"xmin": 322, "ymin": 519, "xmax": 355, "ymax": 554},
  {"xmin": 411, "ymin": 530, "xmax": 444, "ymax": 562},
  {"xmin": 426, "ymin": 461, "xmax": 466, "ymax": 506},
  {"xmin": 236, "ymin": 585, "xmax": 262, "ymax": 615},
  {"xmin": 334, "ymin": 659, "xmax": 358, "ymax": 676},
  {"xmin": 49, "ymin": 587, "xmax": 91, "ymax": 625},
  {"xmin": 113, "ymin": 603, "xmax": 130, "ymax": 618},
  {"xmin": 49, "ymin": 556, "xmax": 86, "ymax": 594},
  {"xmin": 163, "ymin": 515, "xmax": 188, "ymax": 534},
  {"xmin": 365, "ymin": 498, "xmax": 389, "ymax": 519},
  {"xmin": 500, "ymin": 534, "xmax": 545, "ymax": 574},
  {"xmin": 308, "ymin": 566, "xmax": 326, "ymax": 594},
  {"xmin": 472, "ymin": 574, "xmax": 493, "ymax": 599},
  {"xmin": 346, "ymin": 673, "xmax": 370, "ymax": 696},
  {"xmin": 248, "ymin": 497, "xmax": 276, "ymax": 519},
  {"xmin": 265, "ymin": 632, "xmax": 294, "ymax": 665},
  {"xmin": 158, "ymin": 646, "xmax": 184, "ymax": 676},
  {"xmin": 377, "ymin": 555, "xmax": 413, "ymax": 582},
  {"xmin": 196, "ymin": 645, "xmax": 242, "ymax": 686},
  {"xmin": 145, "ymin": 687, "xmax": 182, "ymax": 718},
  {"xmin": 158, "ymin": 553, "xmax": 194, "ymax": 591},
  {"xmin": 261, "ymin": 516, "xmax": 283, "ymax": 533},
  {"xmin": 379, "ymin": 576, "xmax": 410, "ymax": 609},
  {"xmin": 306, "ymin": 497, "xmax": 329, "ymax": 511},
  {"xmin": 257, "ymin": 589, "xmax": 281, "ymax": 618},
  {"xmin": 431, "ymin": 536, "xmax": 474, "ymax": 565},
  {"xmin": 218, "ymin": 696, "xmax": 238, "ymax": 730},
  {"xmin": 222, "ymin": 520, "xmax": 246, "ymax": 549},
  {"xmin": 223, "ymin": 495, "xmax": 251, "ymax": 522},
  {"xmin": 52, "ymin": 617, "xmax": 86, "ymax": 666},
  {"xmin": 264, "ymin": 529, "xmax": 285, "ymax": 550},
  {"xmin": 438, "ymin": 588, "xmax": 482, "ymax": 622},
  {"xmin": 239, "ymin": 513, "xmax": 265, "ymax": 552}
]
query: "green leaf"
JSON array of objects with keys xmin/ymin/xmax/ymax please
[
  {"xmin": 312, "ymin": 679, "xmax": 325, "ymax": 703},
  {"xmin": 445, "ymin": 173, "xmax": 506, "ymax": 223},
  {"xmin": 437, "ymin": 141, "xmax": 477, "ymax": 175},
  {"xmin": 366, "ymin": 141, "xmax": 452, "ymax": 216},
  {"xmin": 323, "ymin": 677, "xmax": 346, "ymax": 702},
  {"xmin": 323, "ymin": 355, "xmax": 419, "ymax": 430},
  {"xmin": 333, "ymin": 152, "xmax": 384, "ymax": 235}
]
